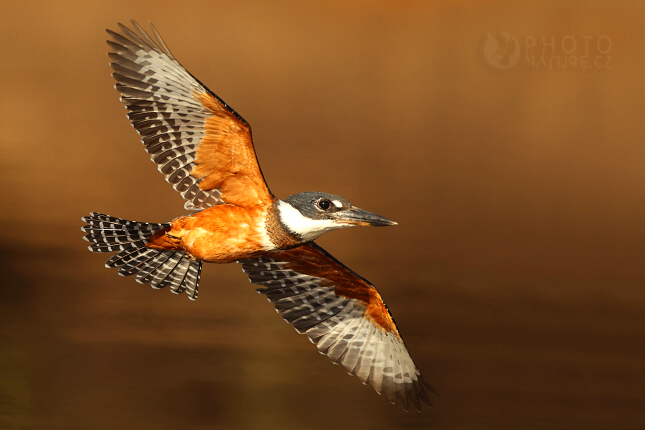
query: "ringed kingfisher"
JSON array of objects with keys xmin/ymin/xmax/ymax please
[{"xmin": 82, "ymin": 20, "xmax": 436, "ymax": 411}]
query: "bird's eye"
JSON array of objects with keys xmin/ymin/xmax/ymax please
[{"xmin": 317, "ymin": 199, "xmax": 331, "ymax": 210}]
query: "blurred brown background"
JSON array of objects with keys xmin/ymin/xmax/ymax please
[{"xmin": 1, "ymin": 1, "xmax": 644, "ymax": 429}]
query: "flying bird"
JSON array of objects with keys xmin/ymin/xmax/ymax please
[{"xmin": 82, "ymin": 20, "xmax": 436, "ymax": 411}]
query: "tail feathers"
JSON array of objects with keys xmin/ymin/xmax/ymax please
[
  {"xmin": 136, "ymin": 250, "xmax": 202, "ymax": 299},
  {"xmin": 82, "ymin": 212, "xmax": 169, "ymax": 252},
  {"xmin": 82, "ymin": 212, "xmax": 202, "ymax": 300}
]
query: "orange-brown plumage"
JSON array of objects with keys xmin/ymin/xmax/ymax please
[
  {"xmin": 147, "ymin": 205, "xmax": 271, "ymax": 263},
  {"xmin": 191, "ymin": 92, "xmax": 273, "ymax": 207},
  {"xmin": 270, "ymin": 243, "xmax": 400, "ymax": 335},
  {"xmin": 82, "ymin": 20, "xmax": 435, "ymax": 411}
]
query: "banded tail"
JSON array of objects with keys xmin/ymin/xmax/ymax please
[{"xmin": 81, "ymin": 212, "xmax": 202, "ymax": 300}]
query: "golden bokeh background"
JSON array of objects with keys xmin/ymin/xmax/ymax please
[{"xmin": 1, "ymin": 1, "xmax": 644, "ymax": 429}]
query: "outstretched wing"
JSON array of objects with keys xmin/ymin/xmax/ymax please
[
  {"xmin": 238, "ymin": 242, "xmax": 436, "ymax": 411},
  {"xmin": 107, "ymin": 20, "xmax": 273, "ymax": 209}
]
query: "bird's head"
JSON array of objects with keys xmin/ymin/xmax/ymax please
[{"xmin": 277, "ymin": 191, "xmax": 397, "ymax": 242}]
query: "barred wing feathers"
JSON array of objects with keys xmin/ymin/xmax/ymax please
[
  {"xmin": 239, "ymin": 242, "xmax": 436, "ymax": 411},
  {"xmin": 107, "ymin": 21, "xmax": 273, "ymax": 209}
]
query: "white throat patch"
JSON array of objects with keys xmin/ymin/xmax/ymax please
[{"xmin": 277, "ymin": 200, "xmax": 349, "ymax": 241}]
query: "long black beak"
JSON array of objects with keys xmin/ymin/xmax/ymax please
[{"xmin": 334, "ymin": 207, "xmax": 398, "ymax": 227}]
